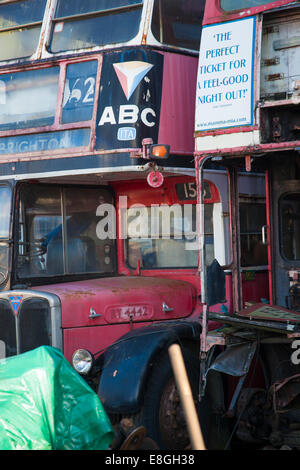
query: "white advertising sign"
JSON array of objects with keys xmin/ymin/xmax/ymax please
[{"xmin": 195, "ymin": 17, "xmax": 256, "ymax": 132}]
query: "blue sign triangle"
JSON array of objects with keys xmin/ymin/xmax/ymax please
[{"xmin": 9, "ymin": 295, "xmax": 22, "ymax": 315}]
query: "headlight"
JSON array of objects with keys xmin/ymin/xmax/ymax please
[{"xmin": 72, "ymin": 349, "xmax": 94, "ymax": 375}]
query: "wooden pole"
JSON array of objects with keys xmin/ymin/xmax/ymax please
[{"xmin": 168, "ymin": 343, "xmax": 206, "ymax": 450}]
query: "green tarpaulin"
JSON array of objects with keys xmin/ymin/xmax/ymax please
[{"xmin": 0, "ymin": 346, "xmax": 114, "ymax": 450}]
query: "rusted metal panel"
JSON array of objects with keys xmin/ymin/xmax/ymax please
[
  {"xmin": 34, "ymin": 276, "xmax": 197, "ymax": 328},
  {"xmin": 158, "ymin": 52, "xmax": 198, "ymax": 155}
]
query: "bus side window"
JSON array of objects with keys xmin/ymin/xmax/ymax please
[
  {"xmin": 151, "ymin": 0, "xmax": 205, "ymax": 51},
  {"xmin": 220, "ymin": 0, "xmax": 276, "ymax": 11},
  {"xmin": 240, "ymin": 202, "xmax": 268, "ymax": 267},
  {"xmin": 0, "ymin": 0, "xmax": 46, "ymax": 61},
  {"xmin": 50, "ymin": 0, "xmax": 143, "ymax": 53},
  {"xmin": 125, "ymin": 202, "xmax": 219, "ymax": 269},
  {"xmin": 280, "ymin": 193, "xmax": 300, "ymax": 261}
]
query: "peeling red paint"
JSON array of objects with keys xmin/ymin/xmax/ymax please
[
  {"xmin": 34, "ymin": 276, "xmax": 197, "ymax": 329},
  {"xmin": 203, "ymin": 0, "xmax": 296, "ymax": 25}
]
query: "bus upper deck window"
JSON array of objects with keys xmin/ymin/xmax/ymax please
[
  {"xmin": 50, "ymin": 0, "xmax": 143, "ymax": 53},
  {"xmin": 151, "ymin": 0, "xmax": 204, "ymax": 51},
  {"xmin": 220, "ymin": 0, "xmax": 274, "ymax": 11},
  {"xmin": 0, "ymin": 0, "xmax": 46, "ymax": 61}
]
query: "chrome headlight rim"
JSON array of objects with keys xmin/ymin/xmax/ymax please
[{"xmin": 72, "ymin": 348, "xmax": 94, "ymax": 375}]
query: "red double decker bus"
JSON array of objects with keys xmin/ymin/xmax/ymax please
[
  {"xmin": 195, "ymin": 0, "xmax": 300, "ymax": 450},
  {"xmin": 0, "ymin": 0, "xmax": 213, "ymax": 450}
]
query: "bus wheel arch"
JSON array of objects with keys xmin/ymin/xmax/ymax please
[{"xmin": 126, "ymin": 345, "xmax": 212, "ymax": 450}]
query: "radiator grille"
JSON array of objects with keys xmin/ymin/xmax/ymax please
[
  {"xmin": 19, "ymin": 298, "xmax": 51, "ymax": 353},
  {"xmin": 0, "ymin": 299, "xmax": 16, "ymax": 357},
  {"xmin": 0, "ymin": 296, "xmax": 52, "ymax": 357}
]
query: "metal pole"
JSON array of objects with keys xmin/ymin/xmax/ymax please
[
  {"xmin": 228, "ymin": 166, "xmax": 243, "ymax": 312},
  {"xmin": 168, "ymin": 343, "xmax": 206, "ymax": 450},
  {"xmin": 195, "ymin": 155, "xmax": 212, "ymax": 394}
]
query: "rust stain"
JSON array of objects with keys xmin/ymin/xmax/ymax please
[{"xmin": 56, "ymin": 289, "xmax": 97, "ymax": 300}]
